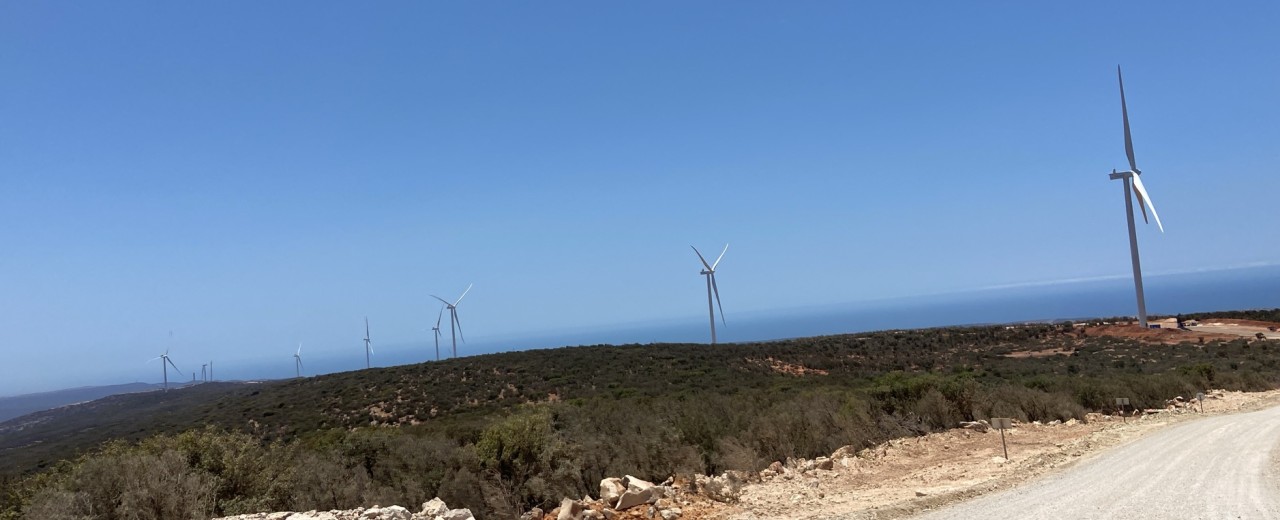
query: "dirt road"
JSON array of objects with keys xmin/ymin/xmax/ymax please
[{"xmin": 913, "ymin": 403, "xmax": 1280, "ymax": 519}]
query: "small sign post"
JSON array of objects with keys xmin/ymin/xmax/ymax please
[
  {"xmin": 1197, "ymin": 392, "xmax": 1205, "ymax": 413},
  {"xmin": 991, "ymin": 417, "xmax": 1013, "ymax": 460},
  {"xmin": 1116, "ymin": 397, "xmax": 1130, "ymax": 423}
]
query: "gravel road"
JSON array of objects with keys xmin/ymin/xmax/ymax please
[{"xmin": 913, "ymin": 404, "xmax": 1280, "ymax": 519}]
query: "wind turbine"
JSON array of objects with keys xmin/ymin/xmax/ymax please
[
  {"xmin": 149, "ymin": 348, "xmax": 182, "ymax": 391},
  {"xmin": 363, "ymin": 317, "xmax": 373, "ymax": 369},
  {"xmin": 293, "ymin": 343, "xmax": 304, "ymax": 378},
  {"xmin": 431, "ymin": 305, "xmax": 444, "ymax": 361},
  {"xmin": 201, "ymin": 363, "xmax": 208, "ymax": 382},
  {"xmin": 1108, "ymin": 66, "xmax": 1164, "ymax": 329},
  {"xmin": 691, "ymin": 244, "xmax": 728, "ymax": 344},
  {"xmin": 431, "ymin": 284, "xmax": 472, "ymax": 358}
]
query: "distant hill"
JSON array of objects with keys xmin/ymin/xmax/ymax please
[{"xmin": 0, "ymin": 383, "xmax": 173, "ymax": 423}]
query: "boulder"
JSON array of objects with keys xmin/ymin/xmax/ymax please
[
  {"xmin": 659, "ymin": 508, "xmax": 682, "ymax": 520},
  {"xmin": 614, "ymin": 488, "xmax": 657, "ymax": 511},
  {"xmin": 623, "ymin": 475, "xmax": 655, "ymax": 493},
  {"xmin": 600, "ymin": 477, "xmax": 626, "ymax": 504},
  {"xmin": 421, "ymin": 498, "xmax": 449, "ymax": 517},
  {"xmin": 439, "ymin": 509, "xmax": 474, "ymax": 520},
  {"xmin": 814, "ymin": 457, "xmax": 834, "ymax": 471},
  {"xmin": 556, "ymin": 498, "xmax": 584, "ymax": 520}
]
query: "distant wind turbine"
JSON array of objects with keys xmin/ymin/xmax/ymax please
[
  {"xmin": 149, "ymin": 348, "xmax": 182, "ymax": 391},
  {"xmin": 431, "ymin": 284, "xmax": 473, "ymax": 358},
  {"xmin": 294, "ymin": 343, "xmax": 304, "ymax": 378},
  {"xmin": 691, "ymin": 244, "xmax": 728, "ymax": 344},
  {"xmin": 1108, "ymin": 66, "xmax": 1164, "ymax": 328},
  {"xmin": 201, "ymin": 363, "xmax": 208, "ymax": 382},
  {"xmin": 431, "ymin": 305, "xmax": 445, "ymax": 361},
  {"xmin": 363, "ymin": 317, "xmax": 374, "ymax": 369}
]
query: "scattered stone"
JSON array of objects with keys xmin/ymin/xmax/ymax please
[
  {"xmin": 659, "ymin": 508, "xmax": 682, "ymax": 520},
  {"xmin": 915, "ymin": 490, "xmax": 928, "ymax": 497},
  {"xmin": 518, "ymin": 507, "xmax": 544, "ymax": 520},
  {"xmin": 960, "ymin": 420, "xmax": 990, "ymax": 432}
]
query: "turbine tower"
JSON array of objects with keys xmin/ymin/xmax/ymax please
[
  {"xmin": 363, "ymin": 317, "xmax": 373, "ymax": 369},
  {"xmin": 293, "ymin": 343, "xmax": 304, "ymax": 378},
  {"xmin": 1108, "ymin": 66, "xmax": 1164, "ymax": 328},
  {"xmin": 201, "ymin": 363, "xmax": 208, "ymax": 382},
  {"xmin": 431, "ymin": 284, "xmax": 472, "ymax": 358},
  {"xmin": 691, "ymin": 244, "xmax": 728, "ymax": 344},
  {"xmin": 431, "ymin": 305, "xmax": 445, "ymax": 361},
  {"xmin": 149, "ymin": 348, "xmax": 182, "ymax": 391}
]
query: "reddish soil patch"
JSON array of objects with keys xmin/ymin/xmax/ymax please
[
  {"xmin": 746, "ymin": 357, "xmax": 829, "ymax": 376},
  {"xmin": 1079, "ymin": 324, "xmax": 1235, "ymax": 345}
]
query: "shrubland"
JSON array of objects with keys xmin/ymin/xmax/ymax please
[{"xmin": 3, "ymin": 310, "xmax": 1279, "ymax": 519}]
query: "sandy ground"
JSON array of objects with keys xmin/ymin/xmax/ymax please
[
  {"xmin": 679, "ymin": 389, "xmax": 1280, "ymax": 520},
  {"xmin": 1188, "ymin": 320, "xmax": 1278, "ymax": 340}
]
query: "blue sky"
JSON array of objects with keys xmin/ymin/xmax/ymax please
[{"xmin": 2, "ymin": 2, "xmax": 1277, "ymax": 395}]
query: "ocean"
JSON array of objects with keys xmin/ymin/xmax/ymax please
[{"xmin": 254, "ymin": 265, "xmax": 1280, "ymax": 379}]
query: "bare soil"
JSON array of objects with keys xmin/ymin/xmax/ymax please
[{"xmin": 678, "ymin": 389, "xmax": 1280, "ymax": 520}]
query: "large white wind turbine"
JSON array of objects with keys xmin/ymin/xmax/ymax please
[
  {"xmin": 691, "ymin": 244, "xmax": 728, "ymax": 344},
  {"xmin": 431, "ymin": 284, "xmax": 472, "ymax": 358},
  {"xmin": 149, "ymin": 348, "xmax": 183, "ymax": 391},
  {"xmin": 363, "ymin": 317, "xmax": 373, "ymax": 369},
  {"xmin": 431, "ymin": 305, "xmax": 444, "ymax": 361},
  {"xmin": 1108, "ymin": 66, "xmax": 1164, "ymax": 328},
  {"xmin": 293, "ymin": 343, "xmax": 304, "ymax": 378}
]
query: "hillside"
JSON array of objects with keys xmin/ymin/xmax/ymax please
[
  {"xmin": 2, "ymin": 313, "xmax": 1278, "ymax": 519},
  {"xmin": 0, "ymin": 383, "xmax": 171, "ymax": 423}
]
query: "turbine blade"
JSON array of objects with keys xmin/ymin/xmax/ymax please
[
  {"xmin": 430, "ymin": 295, "xmax": 451, "ymax": 306},
  {"xmin": 167, "ymin": 358, "xmax": 181, "ymax": 374},
  {"xmin": 1134, "ymin": 185, "xmax": 1150, "ymax": 225},
  {"xmin": 1118, "ymin": 65, "xmax": 1137, "ymax": 173},
  {"xmin": 711, "ymin": 273, "xmax": 726, "ymax": 327},
  {"xmin": 691, "ymin": 246, "xmax": 713, "ymax": 270},
  {"xmin": 365, "ymin": 316, "xmax": 370, "ymax": 339},
  {"xmin": 1130, "ymin": 173, "xmax": 1164, "ymax": 232},
  {"xmin": 436, "ymin": 306, "xmax": 444, "ymax": 328},
  {"xmin": 712, "ymin": 244, "xmax": 728, "ymax": 270},
  {"xmin": 454, "ymin": 283, "xmax": 473, "ymax": 306},
  {"xmin": 453, "ymin": 310, "xmax": 465, "ymax": 343}
]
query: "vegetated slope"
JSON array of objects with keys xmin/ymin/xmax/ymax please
[
  {"xmin": 3, "ymin": 320, "xmax": 1276, "ymax": 477},
  {"xmin": 4, "ymin": 318, "xmax": 1280, "ymax": 520},
  {"xmin": 0, "ymin": 382, "xmax": 268, "ymax": 472},
  {"xmin": 0, "ymin": 383, "xmax": 167, "ymax": 423}
]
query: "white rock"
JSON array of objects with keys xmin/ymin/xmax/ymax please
[
  {"xmin": 440, "ymin": 508, "xmax": 474, "ymax": 520},
  {"xmin": 600, "ymin": 477, "xmax": 626, "ymax": 504},
  {"xmin": 557, "ymin": 498, "xmax": 584, "ymax": 520},
  {"xmin": 421, "ymin": 498, "xmax": 449, "ymax": 517}
]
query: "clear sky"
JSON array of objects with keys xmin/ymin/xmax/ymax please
[{"xmin": 2, "ymin": 2, "xmax": 1277, "ymax": 395}]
